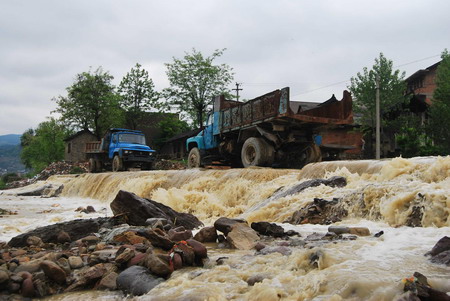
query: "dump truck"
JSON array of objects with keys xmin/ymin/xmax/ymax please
[
  {"xmin": 85, "ymin": 128, "xmax": 156, "ymax": 172},
  {"xmin": 186, "ymin": 87, "xmax": 356, "ymax": 168}
]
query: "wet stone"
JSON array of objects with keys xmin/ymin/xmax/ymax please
[
  {"xmin": 0, "ymin": 270, "xmax": 9, "ymax": 284},
  {"xmin": 115, "ymin": 248, "xmax": 135, "ymax": 264},
  {"xmin": 97, "ymin": 271, "xmax": 118, "ymax": 290},
  {"xmin": 26, "ymin": 236, "xmax": 44, "ymax": 247},
  {"xmin": 68, "ymin": 256, "xmax": 84, "ymax": 269},
  {"xmin": 247, "ymin": 273, "xmax": 270, "ymax": 286},
  {"xmin": 116, "ymin": 265, "xmax": 164, "ymax": 296},
  {"xmin": 214, "ymin": 217, "xmax": 247, "ymax": 236},
  {"xmin": 251, "ymin": 222, "xmax": 285, "ymax": 238},
  {"xmin": 227, "ymin": 223, "xmax": 260, "ymax": 250},
  {"xmin": 168, "ymin": 229, "xmax": 193, "ymax": 242},
  {"xmin": 40, "ymin": 260, "xmax": 67, "ymax": 284},
  {"xmin": 143, "ymin": 254, "xmax": 172, "ymax": 278},
  {"xmin": 193, "ymin": 226, "xmax": 218, "ymax": 243}
]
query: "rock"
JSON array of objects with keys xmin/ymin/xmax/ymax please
[
  {"xmin": 14, "ymin": 260, "xmax": 42, "ymax": 273},
  {"xmin": 0, "ymin": 270, "xmax": 9, "ymax": 284},
  {"xmin": 83, "ymin": 206, "xmax": 96, "ymax": 213},
  {"xmin": 26, "ymin": 236, "xmax": 44, "ymax": 247},
  {"xmin": 88, "ymin": 249, "xmax": 117, "ymax": 265},
  {"xmin": 65, "ymin": 263, "xmax": 109, "ymax": 292},
  {"xmin": 226, "ymin": 223, "xmax": 260, "ymax": 250},
  {"xmin": 258, "ymin": 246, "xmax": 292, "ymax": 256},
  {"xmin": 374, "ymin": 231, "xmax": 384, "ymax": 237},
  {"xmin": 247, "ymin": 273, "xmax": 270, "ymax": 286},
  {"xmin": 168, "ymin": 229, "xmax": 193, "ymax": 242},
  {"xmin": 402, "ymin": 272, "xmax": 450, "ymax": 301},
  {"xmin": 251, "ymin": 222, "xmax": 285, "ymax": 237},
  {"xmin": 8, "ymin": 217, "xmax": 121, "ymax": 247},
  {"xmin": 394, "ymin": 291, "xmax": 421, "ymax": 301},
  {"xmin": 173, "ymin": 241, "xmax": 195, "ymax": 266},
  {"xmin": 426, "ymin": 236, "xmax": 450, "ymax": 257},
  {"xmin": 115, "ymin": 248, "xmax": 135, "ymax": 264},
  {"xmin": 57, "ymin": 231, "xmax": 72, "ymax": 243},
  {"xmin": 57, "ymin": 257, "xmax": 71, "ymax": 275},
  {"xmin": 116, "ymin": 266, "xmax": 164, "ymax": 296},
  {"xmin": 146, "ymin": 218, "xmax": 173, "ymax": 229},
  {"xmin": 254, "ymin": 242, "xmax": 266, "ymax": 251},
  {"xmin": 171, "ymin": 253, "xmax": 183, "ymax": 270},
  {"xmin": 110, "ymin": 190, "xmax": 203, "ymax": 229},
  {"xmin": 250, "ymin": 176, "xmax": 347, "ymax": 212},
  {"xmin": 81, "ymin": 235, "xmax": 101, "ymax": 244},
  {"xmin": 143, "ymin": 254, "xmax": 173, "ymax": 278},
  {"xmin": 137, "ymin": 229, "xmax": 174, "ymax": 251},
  {"xmin": 113, "ymin": 231, "xmax": 147, "ymax": 245},
  {"xmin": 16, "ymin": 184, "xmax": 52, "ymax": 196},
  {"xmin": 41, "ymin": 184, "xmax": 64, "ymax": 198},
  {"xmin": 128, "ymin": 252, "xmax": 146, "ymax": 267},
  {"xmin": 193, "ymin": 226, "xmax": 218, "ymax": 243},
  {"xmin": 406, "ymin": 206, "xmax": 424, "ymax": 227},
  {"xmin": 68, "ymin": 256, "xmax": 84, "ymax": 269},
  {"xmin": 287, "ymin": 198, "xmax": 348, "ymax": 225},
  {"xmin": 328, "ymin": 226, "xmax": 370, "ymax": 236},
  {"xmin": 214, "ymin": 217, "xmax": 247, "ymax": 236},
  {"xmin": 97, "ymin": 272, "xmax": 118, "ymax": 290},
  {"xmin": 186, "ymin": 239, "xmax": 207, "ymax": 261},
  {"xmin": 40, "ymin": 260, "xmax": 67, "ymax": 285},
  {"xmin": 430, "ymin": 250, "xmax": 450, "ymax": 265},
  {"xmin": 20, "ymin": 271, "xmax": 35, "ymax": 298}
]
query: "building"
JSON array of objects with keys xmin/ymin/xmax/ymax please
[
  {"xmin": 64, "ymin": 130, "xmax": 97, "ymax": 163},
  {"xmin": 159, "ymin": 129, "xmax": 202, "ymax": 159},
  {"xmin": 405, "ymin": 61, "xmax": 441, "ymax": 120}
]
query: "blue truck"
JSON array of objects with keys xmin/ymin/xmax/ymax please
[
  {"xmin": 186, "ymin": 87, "xmax": 354, "ymax": 168},
  {"xmin": 85, "ymin": 128, "xmax": 156, "ymax": 172}
]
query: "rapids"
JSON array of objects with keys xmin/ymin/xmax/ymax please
[{"xmin": 1, "ymin": 156, "xmax": 450, "ymax": 300}]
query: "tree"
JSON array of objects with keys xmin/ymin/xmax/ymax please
[
  {"xmin": 118, "ymin": 63, "xmax": 159, "ymax": 130},
  {"xmin": 20, "ymin": 118, "xmax": 70, "ymax": 172},
  {"xmin": 427, "ymin": 50, "xmax": 450, "ymax": 154},
  {"xmin": 164, "ymin": 48, "xmax": 234, "ymax": 128},
  {"xmin": 348, "ymin": 53, "xmax": 406, "ymax": 157},
  {"xmin": 54, "ymin": 67, "xmax": 124, "ymax": 139},
  {"xmin": 153, "ymin": 114, "xmax": 191, "ymax": 149}
]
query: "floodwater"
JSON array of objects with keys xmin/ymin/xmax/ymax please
[{"xmin": 1, "ymin": 156, "xmax": 450, "ymax": 300}]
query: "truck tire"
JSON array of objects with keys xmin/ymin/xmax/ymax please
[
  {"xmin": 88, "ymin": 158, "xmax": 97, "ymax": 173},
  {"xmin": 187, "ymin": 147, "xmax": 202, "ymax": 168},
  {"xmin": 241, "ymin": 137, "xmax": 274, "ymax": 167},
  {"xmin": 112, "ymin": 155, "xmax": 124, "ymax": 172},
  {"xmin": 300, "ymin": 144, "xmax": 322, "ymax": 166}
]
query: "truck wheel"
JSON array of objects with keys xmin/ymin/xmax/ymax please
[
  {"xmin": 112, "ymin": 155, "xmax": 124, "ymax": 172},
  {"xmin": 241, "ymin": 137, "xmax": 274, "ymax": 167},
  {"xmin": 300, "ymin": 144, "xmax": 322, "ymax": 166},
  {"xmin": 88, "ymin": 158, "xmax": 97, "ymax": 173},
  {"xmin": 187, "ymin": 147, "xmax": 202, "ymax": 168}
]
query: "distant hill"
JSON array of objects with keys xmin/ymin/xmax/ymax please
[
  {"xmin": 0, "ymin": 134, "xmax": 21, "ymax": 146},
  {"xmin": 0, "ymin": 134, "xmax": 26, "ymax": 173}
]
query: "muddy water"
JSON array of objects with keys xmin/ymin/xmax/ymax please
[{"xmin": 1, "ymin": 156, "xmax": 450, "ymax": 300}]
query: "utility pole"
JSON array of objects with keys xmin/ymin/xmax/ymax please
[
  {"xmin": 232, "ymin": 82, "xmax": 243, "ymax": 101},
  {"xmin": 375, "ymin": 74, "xmax": 381, "ymax": 160}
]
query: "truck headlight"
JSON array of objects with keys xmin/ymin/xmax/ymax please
[{"xmin": 124, "ymin": 150, "xmax": 131, "ymax": 154}]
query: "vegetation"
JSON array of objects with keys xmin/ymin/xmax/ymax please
[
  {"xmin": 20, "ymin": 118, "xmax": 70, "ymax": 172},
  {"xmin": 153, "ymin": 114, "xmax": 191, "ymax": 149},
  {"xmin": 118, "ymin": 63, "xmax": 159, "ymax": 130},
  {"xmin": 348, "ymin": 53, "xmax": 407, "ymax": 157},
  {"xmin": 427, "ymin": 50, "xmax": 450, "ymax": 154},
  {"xmin": 164, "ymin": 48, "xmax": 234, "ymax": 128},
  {"xmin": 53, "ymin": 67, "xmax": 124, "ymax": 139}
]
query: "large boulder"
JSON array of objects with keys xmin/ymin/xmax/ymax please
[
  {"xmin": 251, "ymin": 222, "xmax": 285, "ymax": 238},
  {"xmin": 226, "ymin": 223, "xmax": 260, "ymax": 250},
  {"xmin": 214, "ymin": 217, "xmax": 247, "ymax": 236},
  {"xmin": 194, "ymin": 226, "xmax": 218, "ymax": 243},
  {"xmin": 8, "ymin": 217, "xmax": 121, "ymax": 248},
  {"xmin": 110, "ymin": 190, "xmax": 203, "ymax": 229},
  {"xmin": 426, "ymin": 236, "xmax": 450, "ymax": 265},
  {"xmin": 287, "ymin": 198, "xmax": 348, "ymax": 225},
  {"xmin": 116, "ymin": 266, "xmax": 164, "ymax": 296}
]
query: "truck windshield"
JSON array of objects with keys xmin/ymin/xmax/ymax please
[{"xmin": 118, "ymin": 134, "xmax": 146, "ymax": 145}]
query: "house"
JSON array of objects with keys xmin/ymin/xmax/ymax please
[
  {"xmin": 159, "ymin": 129, "xmax": 202, "ymax": 159},
  {"xmin": 64, "ymin": 130, "xmax": 97, "ymax": 163},
  {"xmin": 405, "ymin": 61, "xmax": 441, "ymax": 121}
]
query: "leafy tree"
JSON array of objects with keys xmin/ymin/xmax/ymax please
[
  {"xmin": 153, "ymin": 114, "xmax": 191, "ymax": 149},
  {"xmin": 118, "ymin": 63, "xmax": 159, "ymax": 130},
  {"xmin": 54, "ymin": 67, "xmax": 124, "ymax": 139},
  {"xmin": 348, "ymin": 53, "xmax": 406, "ymax": 157},
  {"xmin": 427, "ymin": 50, "xmax": 450, "ymax": 154},
  {"xmin": 20, "ymin": 118, "xmax": 70, "ymax": 172},
  {"xmin": 164, "ymin": 48, "xmax": 234, "ymax": 128}
]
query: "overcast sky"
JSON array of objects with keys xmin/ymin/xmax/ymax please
[{"xmin": 1, "ymin": 0, "xmax": 449, "ymax": 135}]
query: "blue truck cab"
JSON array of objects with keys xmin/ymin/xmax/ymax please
[{"xmin": 87, "ymin": 128, "xmax": 156, "ymax": 172}]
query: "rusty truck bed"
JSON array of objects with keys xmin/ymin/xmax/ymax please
[{"xmin": 219, "ymin": 87, "xmax": 353, "ymax": 133}]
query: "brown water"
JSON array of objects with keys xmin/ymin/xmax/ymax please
[{"xmin": 1, "ymin": 156, "xmax": 450, "ymax": 300}]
